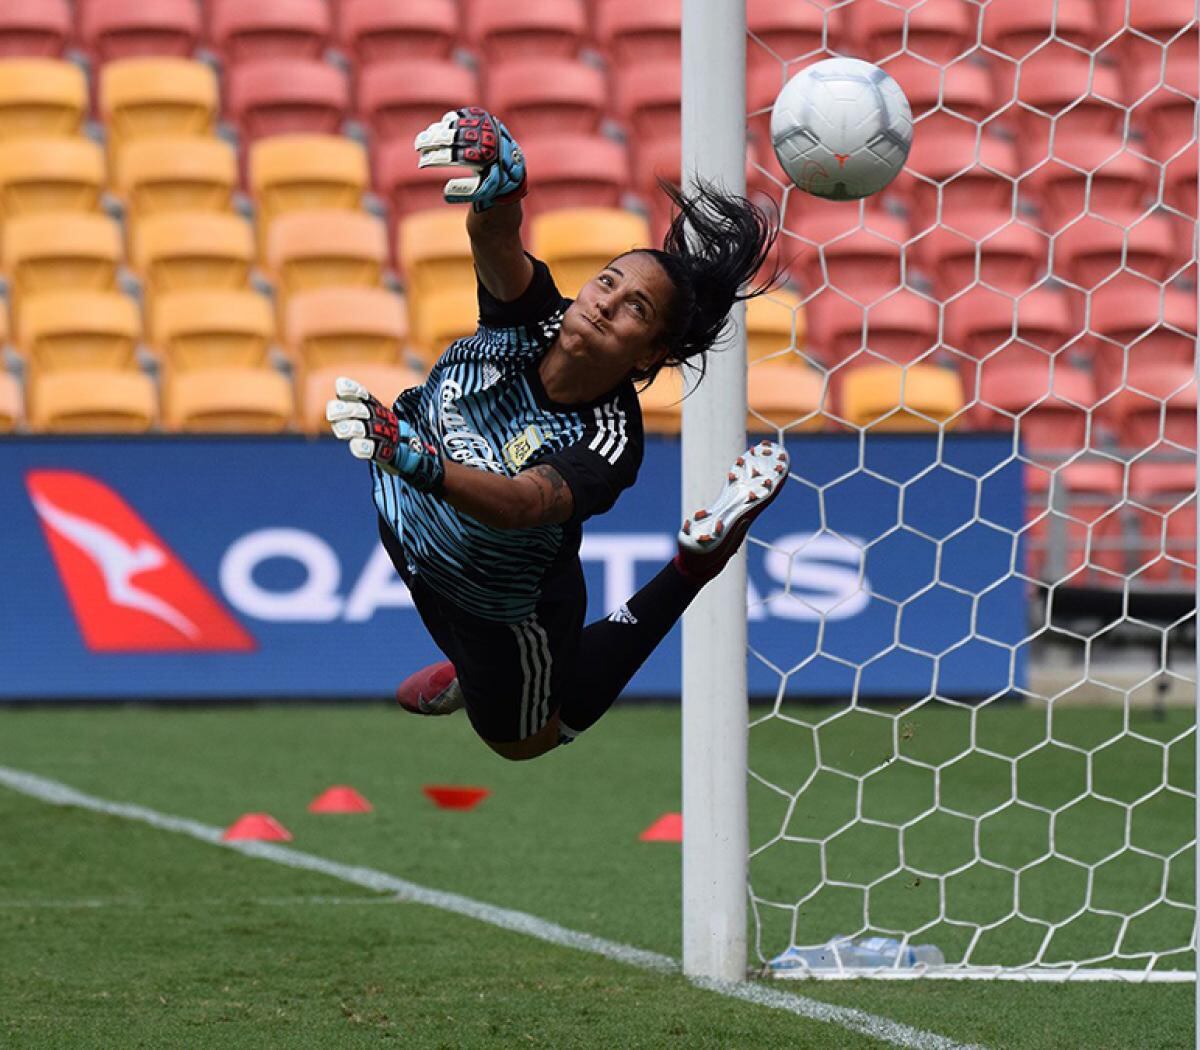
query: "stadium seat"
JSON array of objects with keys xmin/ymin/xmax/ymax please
[
  {"xmin": 249, "ymin": 133, "xmax": 367, "ymax": 242},
  {"xmin": 638, "ymin": 367, "xmax": 685, "ymax": 435},
  {"xmin": 895, "ymin": 130, "xmax": 1020, "ymax": 234},
  {"xmin": 0, "ymin": 369, "xmax": 22, "ymax": 430},
  {"xmin": 1130, "ymin": 66, "xmax": 1200, "ymax": 162},
  {"xmin": 882, "ymin": 54, "xmax": 998, "ymax": 144},
  {"xmin": 285, "ymin": 286, "xmax": 407, "ymax": 370},
  {"xmin": 0, "ymin": 58, "xmax": 86, "ymax": 139},
  {"xmin": 227, "ymin": 58, "xmax": 349, "ymax": 144},
  {"xmin": 1106, "ymin": 363, "xmax": 1198, "ymax": 453},
  {"xmin": 0, "ymin": 0, "xmax": 71, "ymax": 58},
  {"xmin": 1033, "ymin": 135, "xmax": 1159, "ymax": 232},
  {"xmin": 980, "ymin": 0, "xmax": 1099, "ymax": 61},
  {"xmin": 808, "ymin": 288, "xmax": 939, "ymax": 368},
  {"xmin": 485, "ymin": 58, "xmax": 606, "ymax": 140},
  {"xmin": 18, "ymin": 289, "xmax": 140, "ymax": 371},
  {"xmin": 300, "ymin": 360, "xmax": 425, "ymax": 433},
  {"xmin": 594, "ymin": 0, "xmax": 681, "ymax": 66},
  {"xmin": 80, "ymin": 0, "xmax": 200, "ymax": 63},
  {"xmin": 748, "ymin": 362, "xmax": 825, "ymax": 432},
  {"xmin": 975, "ymin": 364, "xmax": 1095, "ymax": 457},
  {"xmin": 3, "ymin": 212, "xmax": 122, "ymax": 305},
  {"xmin": 0, "ymin": 136, "xmax": 105, "ymax": 219},
  {"xmin": 530, "ymin": 207, "xmax": 651, "ymax": 298},
  {"xmin": 376, "ymin": 145, "xmax": 470, "ymax": 222},
  {"xmin": 396, "ymin": 206, "xmax": 473, "ymax": 296},
  {"xmin": 152, "ymin": 288, "xmax": 275, "ymax": 370},
  {"xmin": 469, "ymin": 0, "xmax": 588, "ymax": 63},
  {"xmin": 1164, "ymin": 148, "xmax": 1197, "ymax": 219},
  {"xmin": 116, "ymin": 136, "xmax": 237, "ymax": 219},
  {"xmin": 27, "ymin": 366, "xmax": 157, "ymax": 432},
  {"xmin": 210, "ymin": 0, "xmax": 331, "ymax": 63},
  {"xmin": 1128, "ymin": 460, "xmax": 1197, "ymax": 587},
  {"xmin": 745, "ymin": 0, "xmax": 835, "ymax": 74},
  {"xmin": 840, "ymin": 362, "xmax": 963, "ymax": 431},
  {"xmin": 355, "ymin": 58, "xmax": 478, "ymax": 150},
  {"xmin": 1024, "ymin": 460, "xmax": 1127, "ymax": 585},
  {"xmin": 850, "ymin": 0, "xmax": 979, "ymax": 64},
  {"xmin": 789, "ymin": 213, "xmax": 908, "ymax": 301},
  {"xmin": 510, "ymin": 135, "xmax": 629, "ymax": 219},
  {"xmin": 912, "ymin": 210, "xmax": 1048, "ymax": 298},
  {"xmin": 132, "ymin": 211, "xmax": 254, "ymax": 304},
  {"xmin": 100, "ymin": 58, "xmax": 218, "ymax": 160},
  {"xmin": 266, "ymin": 208, "xmax": 387, "ymax": 302},
  {"xmin": 338, "ymin": 0, "xmax": 457, "ymax": 65},
  {"xmin": 746, "ymin": 290, "xmax": 807, "ymax": 365},
  {"xmin": 614, "ymin": 61, "xmax": 681, "ymax": 142},
  {"xmin": 1053, "ymin": 210, "xmax": 1183, "ymax": 294},
  {"xmin": 162, "ymin": 364, "xmax": 294, "ymax": 432},
  {"xmin": 413, "ymin": 286, "xmax": 480, "ymax": 360},
  {"xmin": 1101, "ymin": 0, "xmax": 1198, "ymax": 83},
  {"xmin": 1089, "ymin": 285, "xmax": 1195, "ymax": 400}
]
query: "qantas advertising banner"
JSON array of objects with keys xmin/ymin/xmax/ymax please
[{"xmin": 0, "ymin": 435, "xmax": 1026, "ymax": 701}]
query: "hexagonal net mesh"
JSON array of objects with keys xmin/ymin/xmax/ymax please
[{"xmin": 741, "ymin": 0, "xmax": 1197, "ymax": 980}]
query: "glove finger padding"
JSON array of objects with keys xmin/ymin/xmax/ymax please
[
  {"xmin": 327, "ymin": 376, "xmax": 401, "ymax": 474},
  {"xmin": 413, "ymin": 107, "xmax": 527, "ymax": 212}
]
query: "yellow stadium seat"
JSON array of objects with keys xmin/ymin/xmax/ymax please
[
  {"xmin": 3, "ymin": 213, "xmax": 122, "ymax": 309},
  {"xmin": 397, "ymin": 208, "xmax": 475, "ymax": 295},
  {"xmin": 0, "ymin": 370, "xmax": 22, "ymax": 431},
  {"xmin": 28, "ymin": 366, "xmax": 157, "ymax": 432},
  {"xmin": 162, "ymin": 365, "xmax": 294, "ymax": 432},
  {"xmin": 747, "ymin": 290, "xmax": 807, "ymax": 365},
  {"xmin": 413, "ymin": 286, "xmax": 480, "ymax": 363},
  {"xmin": 18, "ymin": 290, "xmax": 140, "ymax": 372},
  {"xmin": 747, "ymin": 362, "xmax": 825, "ymax": 433},
  {"xmin": 0, "ymin": 59, "xmax": 86, "ymax": 140},
  {"xmin": 840, "ymin": 363, "xmax": 964, "ymax": 431},
  {"xmin": 265, "ymin": 208, "xmax": 386, "ymax": 302},
  {"xmin": 529, "ymin": 207, "xmax": 652, "ymax": 298},
  {"xmin": 0, "ymin": 137, "xmax": 105, "ymax": 219},
  {"xmin": 249, "ymin": 134, "xmax": 367, "ymax": 249},
  {"xmin": 100, "ymin": 58, "xmax": 218, "ymax": 162},
  {"xmin": 299, "ymin": 361, "xmax": 425, "ymax": 434},
  {"xmin": 285, "ymin": 286, "xmax": 407, "ymax": 370},
  {"xmin": 116, "ymin": 136, "xmax": 237, "ymax": 220},
  {"xmin": 152, "ymin": 289, "xmax": 274, "ymax": 371},
  {"xmin": 638, "ymin": 367, "xmax": 685, "ymax": 435},
  {"xmin": 132, "ymin": 211, "xmax": 254, "ymax": 302}
]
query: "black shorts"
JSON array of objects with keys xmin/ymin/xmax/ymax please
[{"xmin": 378, "ymin": 518, "xmax": 585, "ymax": 743}]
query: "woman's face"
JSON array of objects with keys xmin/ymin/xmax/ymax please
[{"xmin": 559, "ymin": 251, "xmax": 673, "ymax": 378}]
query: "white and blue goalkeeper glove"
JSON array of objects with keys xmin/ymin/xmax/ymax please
[
  {"xmin": 326, "ymin": 377, "xmax": 445, "ymax": 494},
  {"xmin": 413, "ymin": 106, "xmax": 527, "ymax": 212}
]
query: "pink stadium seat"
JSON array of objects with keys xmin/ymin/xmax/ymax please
[
  {"xmin": 80, "ymin": 0, "xmax": 200, "ymax": 63},
  {"xmin": 883, "ymin": 54, "xmax": 997, "ymax": 141},
  {"xmin": 614, "ymin": 61, "xmax": 680, "ymax": 142},
  {"xmin": 1100, "ymin": 0, "xmax": 1198, "ymax": 86},
  {"xmin": 745, "ymin": 0, "xmax": 836, "ymax": 73},
  {"xmin": 1164, "ymin": 148, "xmax": 1198, "ymax": 218},
  {"xmin": 981, "ymin": 0, "xmax": 1099, "ymax": 61},
  {"xmin": 1105, "ymin": 363, "xmax": 1198, "ymax": 453},
  {"xmin": 1089, "ymin": 285, "xmax": 1196, "ymax": 400},
  {"xmin": 789, "ymin": 213, "xmax": 908, "ymax": 301},
  {"xmin": 976, "ymin": 364, "xmax": 1096, "ymax": 457},
  {"xmin": 898, "ymin": 130, "xmax": 1019, "ymax": 234},
  {"xmin": 1128, "ymin": 461, "xmax": 1197, "ymax": 587},
  {"xmin": 1054, "ymin": 210, "xmax": 1184, "ymax": 293},
  {"xmin": 1130, "ymin": 67, "xmax": 1199, "ymax": 162},
  {"xmin": 1024, "ymin": 460, "xmax": 1127, "ymax": 585},
  {"xmin": 850, "ymin": 0, "xmax": 980, "ymax": 64},
  {"xmin": 1033, "ymin": 136, "xmax": 1159, "ymax": 232},
  {"xmin": 210, "ymin": 0, "xmax": 331, "ymax": 64},
  {"xmin": 595, "ymin": 0, "xmax": 681, "ymax": 66},
  {"xmin": 808, "ymin": 288, "xmax": 938, "ymax": 368},
  {"xmin": 227, "ymin": 58, "xmax": 349, "ymax": 144},
  {"xmin": 376, "ymin": 143, "xmax": 470, "ymax": 226},
  {"xmin": 0, "ymin": 0, "xmax": 70, "ymax": 58},
  {"xmin": 469, "ymin": 0, "xmax": 588, "ymax": 63},
  {"xmin": 519, "ymin": 134, "xmax": 628, "ymax": 219},
  {"xmin": 912, "ymin": 210, "xmax": 1048, "ymax": 299},
  {"xmin": 338, "ymin": 0, "xmax": 456, "ymax": 65},
  {"xmin": 486, "ymin": 58, "xmax": 606, "ymax": 140},
  {"xmin": 356, "ymin": 59, "xmax": 478, "ymax": 149}
]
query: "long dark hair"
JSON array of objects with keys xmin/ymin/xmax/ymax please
[{"xmin": 627, "ymin": 178, "xmax": 783, "ymax": 386}]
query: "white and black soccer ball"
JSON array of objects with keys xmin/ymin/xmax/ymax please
[{"xmin": 771, "ymin": 57, "xmax": 913, "ymax": 201}]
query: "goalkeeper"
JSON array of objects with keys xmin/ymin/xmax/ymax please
[{"xmin": 327, "ymin": 108, "xmax": 789, "ymax": 761}]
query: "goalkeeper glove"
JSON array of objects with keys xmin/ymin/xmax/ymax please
[
  {"xmin": 325, "ymin": 377, "xmax": 445, "ymax": 494},
  {"xmin": 413, "ymin": 107, "xmax": 528, "ymax": 212}
]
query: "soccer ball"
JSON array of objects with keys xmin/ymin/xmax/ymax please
[{"xmin": 771, "ymin": 57, "xmax": 913, "ymax": 201}]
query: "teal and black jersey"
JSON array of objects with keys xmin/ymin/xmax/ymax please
[{"xmin": 373, "ymin": 255, "xmax": 645, "ymax": 624}]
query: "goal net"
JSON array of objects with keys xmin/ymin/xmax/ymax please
[{"xmin": 739, "ymin": 0, "xmax": 1197, "ymax": 981}]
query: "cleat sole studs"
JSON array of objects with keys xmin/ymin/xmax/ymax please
[
  {"xmin": 695, "ymin": 509, "xmax": 709, "ymax": 520},
  {"xmin": 714, "ymin": 521, "xmax": 725, "ymax": 536}
]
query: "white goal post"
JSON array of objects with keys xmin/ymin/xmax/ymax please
[{"xmin": 678, "ymin": 0, "xmax": 1199, "ymax": 993}]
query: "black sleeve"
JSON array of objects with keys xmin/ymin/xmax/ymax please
[
  {"xmin": 532, "ymin": 390, "xmax": 645, "ymax": 525},
  {"xmin": 477, "ymin": 253, "xmax": 567, "ymax": 329}
]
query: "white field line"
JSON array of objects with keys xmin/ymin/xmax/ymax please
[
  {"xmin": 0, "ymin": 895, "xmax": 394, "ymax": 910},
  {"xmin": 0, "ymin": 765, "xmax": 982, "ymax": 1050}
]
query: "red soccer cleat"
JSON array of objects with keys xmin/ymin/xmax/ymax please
[
  {"xmin": 395, "ymin": 660, "xmax": 464, "ymax": 715},
  {"xmin": 674, "ymin": 440, "xmax": 790, "ymax": 585}
]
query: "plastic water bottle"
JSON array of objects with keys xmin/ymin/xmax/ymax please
[{"xmin": 768, "ymin": 935, "xmax": 944, "ymax": 973}]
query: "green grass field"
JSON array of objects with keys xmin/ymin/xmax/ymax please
[{"xmin": 0, "ymin": 703, "xmax": 1193, "ymax": 1049}]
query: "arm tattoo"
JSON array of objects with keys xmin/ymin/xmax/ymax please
[{"xmin": 523, "ymin": 464, "xmax": 573, "ymax": 524}]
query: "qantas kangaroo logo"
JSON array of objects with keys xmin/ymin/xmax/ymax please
[{"xmin": 26, "ymin": 471, "xmax": 255, "ymax": 653}]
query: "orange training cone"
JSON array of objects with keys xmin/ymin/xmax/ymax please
[
  {"xmin": 639, "ymin": 812, "xmax": 683, "ymax": 842},
  {"xmin": 308, "ymin": 785, "xmax": 373, "ymax": 813},
  {"xmin": 422, "ymin": 784, "xmax": 490, "ymax": 810},
  {"xmin": 222, "ymin": 813, "xmax": 292, "ymax": 842}
]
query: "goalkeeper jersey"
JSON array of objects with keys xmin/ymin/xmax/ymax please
[{"xmin": 372, "ymin": 255, "xmax": 645, "ymax": 623}]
